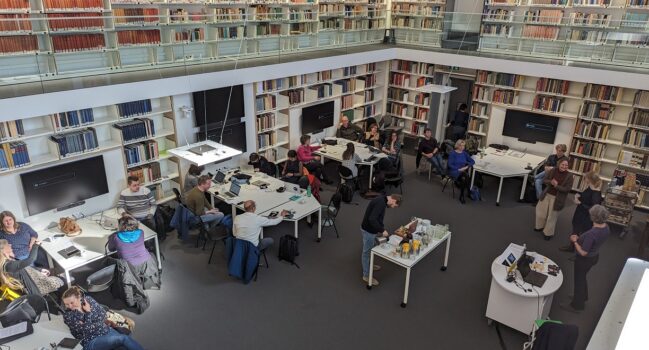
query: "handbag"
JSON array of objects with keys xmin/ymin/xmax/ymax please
[
  {"xmin": 59, "ymin": 217, "xmax": 82, "ymax": 237},
  {"xmin": 105, "ymin": 309, "xmax": 135, "ymax": 334}
]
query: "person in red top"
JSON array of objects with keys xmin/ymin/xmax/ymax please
[{"xmin": 297, "ymin": 135, "xmax": 332, "ymax": 184}]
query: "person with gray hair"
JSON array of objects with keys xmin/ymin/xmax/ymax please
[
  {"xmin": 560, "ymin": 204, "xmax": 610, "ymax": 313},
  {"xmin": 233, "ymin": 200, "xmax": 288, "ymax": 251},
  {"xmin": 108, "ymin": 214, "xmax": 152, "ymax": 268}
]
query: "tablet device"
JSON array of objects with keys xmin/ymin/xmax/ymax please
[{"xmin": 58, "ymin": 338, "xmax": 80, "ymax": 349}]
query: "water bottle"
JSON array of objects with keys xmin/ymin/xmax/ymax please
[{"xmin": 306, "ymin": 185, "xmax": 312, "ymax": 197}]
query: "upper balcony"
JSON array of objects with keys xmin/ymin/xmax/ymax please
[{"xmin": 1, "ymin": 0, "xmax": 649, "ymax": 98}]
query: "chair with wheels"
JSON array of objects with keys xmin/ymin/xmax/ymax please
[{"xmin": 384, "ymin": 154, "xmax": 404, "ymax": 194}]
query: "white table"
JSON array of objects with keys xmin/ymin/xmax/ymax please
[
  {"xmin": 209, "ymin": 171, "xmax": 322, "ymax": 240},
  {"xmin": 314, "ymin": 137, "xmax": 387, "ymax": 188},
  {"xmin": 5, "ymin": 316, "xmax": 81, "ymax": 350},
  {"xmin": 367, "ymin": 220, "xmax": 451, "ymax": 308},
  {"xmin": 587, "ymin": 258, "xmax": 649, "ymax": 350},
  {"xmin": 485, "ymin": 243, "xmax": 563, "ymax": 335},
  {"xmin": 471, "ymin": 148, "xmax": 545, "ymax": 206},
  {"xmin": 39, "ymin": 209, "xmax": 161, "ymax": 287}
]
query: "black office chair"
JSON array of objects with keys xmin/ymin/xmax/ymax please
[
  {"xmin": 0, "ymin": 294, "xmax": 51, "ymax": 326},
  {"xmin": 384, "ymin": 154, "xmax": 404, "ymax": 194},
  {"xmin": 207, "ymin": 225, "xmax": 230, "ymax": 265},
  {"xmin": 320, "ymin": 192, "xmax": 342, "ymax": 240},
  {"xmin": 338, "ymin": 164, "xmax": 357, "ymax": 189}
]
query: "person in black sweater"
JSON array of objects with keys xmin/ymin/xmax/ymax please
[
  {"xmin": 560, "ymin": 171, "xmax": 602, "ymax": 252},
  {"xmin": 248, "ymin": 153, "xmax": 275, "ymax": 177},
  {"xmin": 416, "ymin": 128, "xmax": 445, "ymax": 177},
  {"xmin": 281, "ymin": 150, "xmax": 303, "ymax": 184},
  {"xmin": 446, "ymin": 103, "xmax": 469, "ymax": 141},
  {"xmin": 360, "ymin": 194, "xmax": 402, "ymax": 286}
]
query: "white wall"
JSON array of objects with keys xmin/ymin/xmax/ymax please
[{"xmin": 0, "ymin": 149, "xmax": 126, "ymax": 231}]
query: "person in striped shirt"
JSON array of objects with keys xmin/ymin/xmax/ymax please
[{"xmin": 117, "ymin": 176, "xmax": 157, "ymax": 225}]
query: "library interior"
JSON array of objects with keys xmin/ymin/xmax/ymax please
[{"xmin": 1, "ymin": 0, "xmax": 649, "ymax": 349}]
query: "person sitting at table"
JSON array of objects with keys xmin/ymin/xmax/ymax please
[
  {"xmin": 560, "ymin": 205, "xmax": 610, "ymax": 313},
  {"xmin": 364, "ymin": 123, "xmax": 382, "ymax": 149},
  {"xmin": 382, "ymin": 130, "xmax": 401, "ymax": 165},
  {"xmin": 560, "ymin": 170, "xmax": 602, "ymax": 252},
  {"xmin": 416, "ymin": 128, "xmax": 445, "ymax": 178},
  {"xmin": 281, "ymin": 150, "xmax": 303, "ymax": 184},
  {"xmin": 234, "ymin": 200, "xmax": 288, "ymax": 251},
  {"xmin": 0, "ymin": 211, "xmax": 38, "ymax": 261},
  {"xmin": 117, "ymin": 176, "xmax": 160, "ymax": 235},
  {"xmin": 107, "ymin": 215, "xmax": 160, "ymax": 289},
  {"xmin": 185, "ymin": 175, "xmax": 224, "ymax": 232},
  {"xmin": 535, "ymin": 157, "xmax": 573, "ymax": 240},
  {"xmin": 184, "ymin": 164, "xmax": 205, "ymax": 193},
  {"xmin": 62, "ymin": 286, "xmax": 145, "ymax": 350},
  {"xmin": 534, "ymin": 144, "xmax": 567, "ymax": 199},
  {"xmin": 336, "ymin": 116, "xmax": 363, "ymax": 142},
  {"xmin": 297, "ymin": 134, "xmax": 333, "ymax": 184},
  {"xmin": 447, "ymin": 139, "xmax": 475, "ymax": 204},
  {"xmin": 341, "ymin": 142, "xmax": 362, "ymax": 178},
  {"xmin": 248, "ymin": 152, "xmax": 276, "ymax": 177},
  {"xmin": 0, "ymin": 239, "xmax": 64, "ymax": 296}
]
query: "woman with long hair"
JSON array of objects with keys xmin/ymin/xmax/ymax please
[
  {"xmin": 62, "ymin": 286, "xmax": 144, "ymax": 350},
  {"xmin": 382, "ymin": 130, "xmax": 401, "ymax": 165},
  {"xmin": 341, "ymin": 142, "xmax": 361, "ymax": 177},
  {"xmin": 0, "ymin": 211, "xmax": 38, "ymax": 261},
  {"xmin": 0, "ymin": 239, "xmax": 63, "ymax": 295}
]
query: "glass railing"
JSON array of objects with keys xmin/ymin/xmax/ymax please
[{"xmin": 2, "ymin": 7, "xmax": 649, "ymax": 96}]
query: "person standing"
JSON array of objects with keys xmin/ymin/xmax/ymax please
[
  {"xmin": 185, "ymin": 175, "xmax": 224, "ymax": 231},
  {"xmin": 360, "ymin": 194, "xmax": 402, "ymax": 286},
  {"xmin": 534, "ymin": 144, "xmax": 567, "ymax": 199},
  {"xmin": 416, "ymin": 128, "xmax": 445, "ymax": 177},
  {"xmin": 560, "ymin": 205, "xmax": 610, "ymax": 313},
  {"xmin": 336, "ymin": 116, "xmax": 363, "ymax": 141},
  {"xmin": 233, "ymin": 200, "xmax": 288, "ymax": 251},
  {"xmin": 446, "ymin": 103, "xmax": 469, "ymax": 141},
  {"xmin": 560, "ymin": 171, "xmax": 602, "ymax": 252},
  {"xmin": 535, "ymin": 157, "xmax": 573, "ymax": 240}
]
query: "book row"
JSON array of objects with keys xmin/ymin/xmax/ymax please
[
  {"xmin": 629, "ymin": 108, "xmax": 649, "ymax": 127},
  {"xmin": 569, "ymin": 157, "xmax": 598, "ymax": 175},
  {"xmin": 52, "ymin": 108, "xmax": 94, "ymax": 131},
  {"xmin": 51, "ymin": 34, "xmax": 105, "ymax": 52},
  {"xmin": 114, "ymin": 118, "xmax": 155, "ymax": 142},
  {"xmin": 0, "ymin": 141, "xmax": 29, "ymax": 170},
  {"xmin": 623, "ymin": 129, "xmax": 649, "ymax": 149},
  {"xmin": 391, "ymin": 60, "xmax": 435, "ymax": 76},
  {"xmin": 0, "ymin": 36, "xmax": 37, "ymax": 54},
  {"xmin": 571, "ymin": 140, "xmax": 606, "ymax": 158},
  {"xmin": 574, "ymin": 120, "xmax": 611, "ymax": 139},
  {"xmin": 256, "ymin": 113, "xmax": 280, "ymax": 131},
  {"xmin": 124, "ymin": 140, "xmax": 159, "ymax": 166},
  {"xmin": 47, "ymin": 13, "xmax": 103, "ymax": 31},
  {"xmin": 579, "ymin": 102, "xmax": 614, "ymax": 120},
  {"xmin": 117, "ymin": 30, "xmax": 161, "ymax": 46},
  {"xmin": 0, "ymin": 120, "xmax": 23, "ymax": 141},
  {"xmin": 117, "ymin": 99, "xmax": 153, "ymax": 119},
  {"xmin": 50, "ymin": 128, "xmax": 99, "ymax": 158},
  {"xmin": 128, "ymin": 161, "xmax": 162, "ymax": 185},
  {"xmin": 0, "ymin": 0, "xmax": 29, "ymax": 10},
  {"xmin": 618, "ymin": 150, "xmax": 649, "ymax": 169},
  {"xmin": 43, "ymin": 0, "xmax": 103, "ymax": 10},
  {"xmin": 583, "ymin": 84, "xmax": 621, "ymax": 102},
  {"xmin": 0, "ymin": 14, "xmax": 31, "ymax": 32},
  {"xmin": 113, "ymin": 8, "xmax": 159, "ymax": 25},
  {"xmin": 536, "ymin": 78, "xmax": 570, "ymax": 95},
  {"xmin": 256, "ymin": 95, "xmax": 276, "ymax": 112},
  {"xmin": 532, "ymin": 95, "xmax": 564, "ymax": 112}
]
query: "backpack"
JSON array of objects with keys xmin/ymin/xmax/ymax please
[
  {"xmin": 469, "ymin": 186, "xmax": 481, "ymax": 201},
  {"xmin": 523, "ymin": 182, "xmax": 538, "ymax": 203},
  {"xmin": 340, "ymin": 182, "xmax": 354, "ymax": 203},
  {"xmin": 372, "ymin": 172, "xmax": 386, "ymax": 191},
  {"xmin": 278, "ymin": 235, "xmax": 300, "ymax": 268}
]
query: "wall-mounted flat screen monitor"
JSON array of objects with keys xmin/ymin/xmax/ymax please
[
  {"xmin": 193, "ymin": 85, "xmax": 245, "ymax": 129},
  {"xmin": 20, "ymin": 155, "xmax": 109, "ymax": 215},
  {"xmin": 503, "ymin": 109, "xmax": 559, "ymax": 144},
  {"xmin": 302, "ymin": 101, "xmax": 334, "ymax": 134}
]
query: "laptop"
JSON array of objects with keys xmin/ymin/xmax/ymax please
[
  {"xmin": 188, "ymin": 144, "xmax": 216, "ymax": 156},
  {"xmin": 212, "ymin": 171, "xmax": 226, "ymax": 184},
  {"xmin": 523, "ymin": 270, "xmax": 548, "ymax": 288},
  {"xmin": 222, "ymin": 182, "xmax": 241, "ymax": 199}
]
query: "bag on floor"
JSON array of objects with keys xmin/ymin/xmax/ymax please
[
  {"xmin": 523, "ymin": 182, "xmax": 538, "ymax": 203},
  {"xmin": 278, "ymin": 235, "xmax": 300, "ymax": 268},
  {"xmin": 469, "ymin": 186, "xmax": 481, "ymax": 201},
  {"xmin": 105, "ymin": 309, "xmax": 135, "ymax": 334},
  {"xmin": 340, "ymin": 182, "xmax": 354, "ymax": 203}
]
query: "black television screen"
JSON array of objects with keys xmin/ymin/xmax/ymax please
[
  {"xmin": 20, "ymin": 155, "xmax": 109, "ymax": 215},
  {"xmin": 302, "ymin": 101, "xmax": 334, "ymax": 134},
  {"xmin": 193, "ymin": 85, "xmax": 245, "ymax": 128},
  {"xmin": 204, "ymin": 121, "xmax": 247, "ymax": 152},
  {"xmin": 503, "ymin": 109, "xmax": 559, "ymax": 144}
]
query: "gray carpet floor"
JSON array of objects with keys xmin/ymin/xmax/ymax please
[{"xmin": 89, "ymin": 155, "xmax": 646, "ymax": 350}]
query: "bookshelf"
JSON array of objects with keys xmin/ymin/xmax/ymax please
[
  {"xmin": 0, "ymin": 95, "xmax": 181, "ymax": 204},
  {"xmin": 477, "ymin": 0, "xmax": 649, "ymax": 67},
  {"xmin": 0, "ymin": 0, "xmax": 387, "ymax": 79},
  {"xmin": 252, "ymin": 61, "xmax": 386, "ymax": 163},
  {"xmin": 386, "ymin": 59, "xmax": 450, "ymax": 144},
  {"xmin": 391, "ymin": 0, "xmax": 445, "ymax": 47}
]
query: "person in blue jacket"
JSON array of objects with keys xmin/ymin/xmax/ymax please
[{"xmin": 447, "ymin": 139, "xmax": 475, "ymax": 204}]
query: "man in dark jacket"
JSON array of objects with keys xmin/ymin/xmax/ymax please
[
  {"xmin": 336, "ymin": 116, "xmax": 363, "ymax": 141},
  {"xmin": 360, "ymin": 194, "xmax": 402, "ymax": 286}
]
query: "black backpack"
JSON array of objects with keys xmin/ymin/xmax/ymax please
[
  {"xmin": 340, "ymin": 182, "xmax": 354, "ymax": 203},
  {"xmin": 278, "ymin": 235, "xmax": 300, "ymax": 268}
]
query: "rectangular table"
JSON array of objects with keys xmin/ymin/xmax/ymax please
[
  {"xmin": 587, "ymin": 258, "xmax": 649, "ymax": 350},
  {"xmin": 39, "ymin": 208, "xmax": 161, "ymax": 287},
  {"xmin": 5, "ymin": 316, "xmax": 81, "ymax": 349},
  {"xmin": 471, "ymin": 148, "xmax": 546, "ymax": 206},
  {"xmin": 314, "ymin": 137, "xmax": 387, "ymax": 188},
  {"xmin": 367, "ymin": 220, "xmax": 451, "ymax": 308},
  {"xmin": 209, "ymin": 171, "xmax": 322, "ymax": 240}
]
